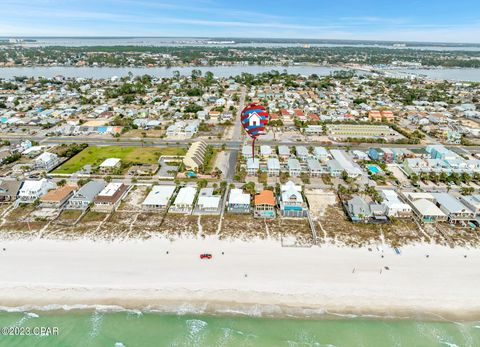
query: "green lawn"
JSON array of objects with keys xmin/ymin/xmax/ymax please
[{"xmin": 53, "ymin": 146, "xmax": 186, "ymax": 174}]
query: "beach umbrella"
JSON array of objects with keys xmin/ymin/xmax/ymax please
[{"xmin": 240, "ymin": 103, "xmax": 269, "ymax": 157}]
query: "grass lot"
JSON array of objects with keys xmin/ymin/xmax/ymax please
[
  {"xmin": 81, "ymin": 211, "xmax": 108, "ymax": 223},
  {"xmin": 122, "ymin": 129, "xmax": 165, "ymax": 138},
  {"xmin": 57, "ymin": 209, "xmax": 82, "ymax": 222},
  {"xmin": 53, "ymin": 146, "xmax": 186, "ymax": 174},
  {"xmin": 6, "ymin": 205, "xmax": 35, "ymax": 222}
]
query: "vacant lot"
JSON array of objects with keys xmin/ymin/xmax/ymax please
[
  {"xmin": 122, "ymin": 129, "xmax": 165, "ymax": 138},
  {"xmin": 56, "ymin": 209, "xmax": 83, "ymax": 224},
  {"xmin": 305, "ymin": 188, "xmax": 337, "ymax": 220},
  {"xmin": 220, "ymin": 214, "xmax": 267, "ymax": 240},
  {"xmin": 118, "ymin": 185, "xmax": 149, "ymax": 211},
  {"xmin": 53, "ymin": 146, "xmax": 186, "ymax": 174}
]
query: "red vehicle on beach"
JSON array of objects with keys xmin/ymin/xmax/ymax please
[{"xmin": 200, "ymin": 253, "xmax": 212, "ymax": 259}]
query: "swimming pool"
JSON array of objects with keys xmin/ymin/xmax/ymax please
[{"xmin": 367, "ymin": 165, "xmax": 381, "ymax": 174}]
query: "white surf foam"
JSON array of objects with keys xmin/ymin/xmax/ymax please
[{"xmin": 89, "ymin": 311, "xmax": 104, "ymax": 338}]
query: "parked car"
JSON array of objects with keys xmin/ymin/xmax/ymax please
[{"xmin": 200, "ymin": 253, "xmax": 212, "ymax": 259}]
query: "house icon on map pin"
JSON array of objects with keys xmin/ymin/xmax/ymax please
[{"xmin": 247, "ymin": 112, "xmax": 261, "ymax": 127}]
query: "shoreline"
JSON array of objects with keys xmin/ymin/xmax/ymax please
[
  {"xmin": 0, "ymin": 237, "xmax": 479, "ymax": 322},
  {"xmin": 1, "ymin": 287, "xmax": 480, "ymax": 322}
]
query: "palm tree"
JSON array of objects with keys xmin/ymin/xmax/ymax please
[
  {"xmin": 429, "ymin": 172, "xmax": 439, "ymax": 184},
  {"xmin": 461, "ymin": 172, "xmax": 472, "ymax": 184},
  {"xmin": 439, "ymin": 172, "xmax": 448, "ymax": 183}
]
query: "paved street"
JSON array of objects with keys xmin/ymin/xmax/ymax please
[
  {"xmin": 231, "ymin": 86, "xmax": 246, "ymax": 142},
  {"xmin": 2, "ymin": 133, "xmax": 476, "ymax": 153}
]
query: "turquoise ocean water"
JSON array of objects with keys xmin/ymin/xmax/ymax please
[{"xmin": 0, "ymin": 310, "xmax": 479, "ymax": 347}]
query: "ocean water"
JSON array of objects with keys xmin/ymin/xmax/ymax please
[{"xmin": 0, "ymin": 309, "xmax": 479, "ymax": 347}]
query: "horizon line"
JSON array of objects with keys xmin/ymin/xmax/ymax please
[{"xmin": 2, "ymin": 36, "xmax": 480, "ymax": 46}]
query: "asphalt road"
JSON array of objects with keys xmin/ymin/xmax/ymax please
[
  {"xmin": 231, "ymin": 86, "xmax": 246, "ymax": 142},
  {"xmin": 3, "ymin": 134, "xmax": 474, "ymax": 152}
]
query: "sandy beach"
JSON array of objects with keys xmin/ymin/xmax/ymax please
[{"xmin": 0, "ymin": 237, "xmax": 479, "ymax": 320}]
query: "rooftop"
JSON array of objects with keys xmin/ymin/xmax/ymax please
[
  {"xmin": 143, "ymin": 185, "xmax": 176, "ymax": 206},
  {"xmin": 412, "ymin": 199, "xmax": 446, "ymax": 217},
  {"xmin": 254, "ymin": 190, "xmax": 275, "ymax": 206},
  {"xmin": 40, "ymin": 184, "xmax": 77, "ymax": 202},
  {"xmin": 100, "ymin": 158, "xmax": 121, "ymax": 168},
  {"xmin": 229, "ymin": 188, "xmax": 250, "ymax": 205},
  {"xmin": 98, "ymin": 182, "xmax": 124, "ymax": 197}
]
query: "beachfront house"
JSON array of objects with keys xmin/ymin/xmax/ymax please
[
  {"xmin": 170, "ymin": 186, "xmax": 197, "ymax": 214},
  {"xmin": 227, "ymin": 188, "xmax": 251, "ymax": 214},
  {"xmin": 459, "ymin": 195, "xmax": 480, "ymax": 217},
  {"xmin": 432, "ymin": 193, "xmax": 475, "ymax": 224},
  {"xmin": 403, "ymin": 193, "xmax": 448, "ymax": 224},
  {"xmin": 278, "ymin": 181, "xmax": 307, "ymax": 218},
  {"xmin": 18, "ymin": 179, "xmax": 55, "ymax": 203},
  {"xmin": 93, "ymin": 182, "xmax": 129, "ymax": 212},
  {"xmin": 67, "ymin": 180, "xmax": 106, "ymax": 210},
  {"xmin": 345, "ymin": 195, "xmax": 389, "ymax": 223},
  {"xmin": 142, "ymin": 185, "xmax": 176, "ymax": 210},
  {"xmin": 0, "ymin": 179, "xmax": 22, "ymax": 202},
  {"xmin": 380, "ymin": 189, "xmax": 412, "ymax": 218},
  {"xmin": 346, "ymin": 196, "xmax": 372, "ymax": 222},
  {"xmin": 40, "ymin": 184, "xmax": 77, "ymax": 208},
  {"xmin": 195, "ymin": 188, "xmax": 221, "ymax": 215},
  {"xmin": 254, "ymin": 189, "xmax": 276, "ymax": 218}
]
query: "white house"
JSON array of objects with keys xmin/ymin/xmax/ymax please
[
  {"xmin": 278, "ymin": 145, "xmax": 291, "ymax": 160},
  {"xmin": 267, "ymin": 158, "xmax": 280, "ymax": 176},
  {"xmin": 227, "ymin": 188, "xmax": 250, "ymax": 213},
  {"xmin": 295, "ymin": 146, "xmax": 309, "ymax": 161},
  {"xmin": 34, "ymin": 152, "xmax": 59, "ymax": 171},
  {"xmin": 314, "ymin": 147, "xmax": 329, "ymax": 162},
  {"xmin": 307, "ymin": 158, "xmax": 323, "ymax": 177},
  {"xmin": 195, "ymin": 188, "xmax": 221, "ymax": 215},
  {"xmin": 242, "ymin": 145, "xmax": 253, "ymax": 159},
  {"xmin": 170, "ymin": 186, "xmax": 197, "ymax": 213},
  {"xmin": 99, "ymin": 158, "xmax": 121, "ymax": 172},
  {"xmin": 380, "ymin": 189, "xmax": 412, "ymax": 218},
  {"xmin": 279, "ymin": 181, "xmax": 307, "ymax": 217},
  {"xmin": 247, "ymin": 112, "xmax": 261, "ymax": 127},
  {"xmin": 142, "ymin": 185, "xmax": 176, "ymax": 210},
  {"xmin": 287, "ymin": 158, "xmax": 302, "ymax": 176},
  {"xmin": 260, "ymin": 145, "xmax": 273, "ymax": 158},
  {"xmin": 18, "ymin": 179, "xmax": 55, "ymax": 203},
  {"xmin": 246, "ymin": 158, "xmax": 260, "ymax": 175}
]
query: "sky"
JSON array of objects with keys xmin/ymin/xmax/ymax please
[{"xmin": 1, "ymin": 0, "xmax": 480, "ymax": 43}]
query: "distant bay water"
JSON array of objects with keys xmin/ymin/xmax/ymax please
[
  {"xmin": 1, "ymin": 65, "xmax": 480, "ymax": 81},
  {"xmin": 6, "ymin": 37, "xmax": 480, "ymax": 51},
  {"xmin": 0, "ymin": 65, "xmax": 338, "ymax": 79},
  {"xmin": 0, "ymin": 310, "xmax": 479, "ymax": 347}
]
